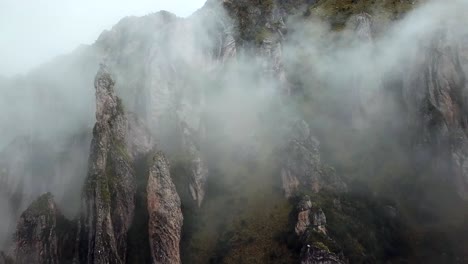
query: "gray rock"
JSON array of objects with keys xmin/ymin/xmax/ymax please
[
  {"xmin": 281, "ymin": 120, "xmax": 347, "ymax": 197},
  {"xmin": 181, "ymin": 123, "xmax": 209, "ymax": 208},
  {"xmin": 294, "ymin": 195, "xmax": 346, "ymax": 264},
  {"xmin": 147, "ymin": 152, "xmax": 183, "ymax": 264},
  {"xmin": 15, "ymin": 193, "xmax": 59, "ymax": 264},
  {"xmin": 79, "ymin": 65, "xmax": 137, "ymax": 264},
  {"xmin": 402, "ymin": 29, "xmax": 468, "ymax": 200},
  {"xmin": 15, "ymin": 193, "xmax": 75, "ymax": 264},
  {"xmin": 0, "ymin": 132, "xmax": 90, "ymax": 246},
  {"xmin": 79, "ymin": 65, "xmax": 184, "ymax": 264},
  {"xmin": 295, "ymin": 195, "xmax": 327, "ymax": 236},
  {"xmin": 295, "ymin": 195, "xmax": 313, "ymax": 236}
]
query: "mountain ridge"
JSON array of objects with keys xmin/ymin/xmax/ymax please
[{"xmin": 1, "ymin": 0, "xmax": 468, "ymax": 263}]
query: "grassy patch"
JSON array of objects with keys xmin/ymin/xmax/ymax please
[
  {"xmin": 298, "ymin": 189, "xmax": 411, "ymax": 263},
  {"xmin": 114, "ymin": 140, "xmax": 131, "ymax": 162}
]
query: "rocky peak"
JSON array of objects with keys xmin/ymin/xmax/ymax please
[
  {"xmin": 6, "ymin": 0, "xmax": 468, "ymax": 263},
  {"xmin": 12, "ymin": 64, "xmax": 184, "ymax": 264},
  {"xmin": 15, "ymin": 193, "xmax": 58, "ymax": 264},
  {"xmin": 78, "ymin": 65, "xmax": 183, "ymax": 264},
  {"xmin": 94, "ymin": 64, "xmax": 118, "ymax": 124},
  {"xmin": 15, "ymin": 193, "xmax": 75, "ymax": 264},
  {"xmin": 147, "ymin": 152, "xmax": 183, "ymax": 264},
  {"xmin": 79, "ymin": 65, "xmax": 136, "ymax": 264},
  {"xmin": 0, "ymin": 131, "xmax": 90, "ymax": 255}
]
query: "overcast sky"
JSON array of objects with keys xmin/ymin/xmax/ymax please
[{"xmin": 0, "ymin": 0, "xmax": 206, "ymax": 77}]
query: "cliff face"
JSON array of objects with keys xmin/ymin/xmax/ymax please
[
  {"xmin": 78, "ymin": 65, "xmax": 183, "ymax": 264},
  {"xmin": 95, "ymin": 10, "xmax": 218, "ymax": 208},
  {"xmin": 281, "ymin": 120, "xmax": 347, "ymax": 197},
  {"xmin": 147, "ymin": 153, "xmax": 183, "ymax": 264},
  {"xmin": 403, "ymin": 29, "xmax": 468, "ymax": 199},
  {"xmin": 4, "ymin": 0, "xmax": 468, "ymax": 263},
  {"xmin": 82, "ymin": 65, "xmax": 184, "ymax": 264}
]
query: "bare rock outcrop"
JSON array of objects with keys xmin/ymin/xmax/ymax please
[
  {"xmin": 295, "ymin": 195, "xmax": 327, "ymax": 236},
  {"xmin": 147, "ymin": 152, "xmax": 183, "ymax": 264},
  {"xmin": 15, "ymin": 193, "xmax": 75, "ymax": 264},
  {"xmin": 295, "ymin": 196, "xmax": 346, "ymax": 264},
  {"xmin": 78, "ymin": 65, "xmax": 183, "ymax": 264},
  {"xmin": 0, "ymin": 132, "xmax": 90, "ymax": 248},
  {"xmin": 79, "ymin": 65, "xmax": 137, "ymax": 264}
]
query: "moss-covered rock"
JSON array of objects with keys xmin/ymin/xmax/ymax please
[{"xmin": 297, "ymin": 190, "xmax": 411, "ymax": 263}]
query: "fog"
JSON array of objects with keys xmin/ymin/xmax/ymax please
[
  {"xmin": 0, "ymin": 0, "xmax": 467, "ymax": 257},
  {"xmin": 0, "ymin": 0, "xmax": 206, "ymax": 76}
]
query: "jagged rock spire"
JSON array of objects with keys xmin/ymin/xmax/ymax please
[
  {"xmin": 147, "ymin": 152, "xmax": 183, "ymax": 264},
  {"xmin": 15, "ymin": 193, "xmax": 75, "ymax": 264},
  {"xmin": 94, "ymin": 64, "xmax": 118, "ymax": 124},
  {"xmin": 79, "ymin": 66, "xmax": 134, "ymax": 264}
]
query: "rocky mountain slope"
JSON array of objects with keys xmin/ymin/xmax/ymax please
[{"xmin": 1, "ymin": 0, "xmax": 468, "ymax": 263}]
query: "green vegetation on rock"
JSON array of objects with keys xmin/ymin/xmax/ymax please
[
  {"xmin": 224, "ymin": 0, "xmax": 275, "ymax": 43},
  {"xmin": 114, "ymin": 140, "xmax": 131, "ymax": 163},
  {"xmin": 307, "ymin": 0, "xmax": 417, "ymax": 30},
  {"xmin": 295, "ymin": 187, "xmax": 412, "ymax": 263}
]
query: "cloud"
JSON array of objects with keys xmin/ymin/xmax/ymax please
[{"xmin": 0, "ymin": 0, "xmax": 206, "ymax": 76}]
